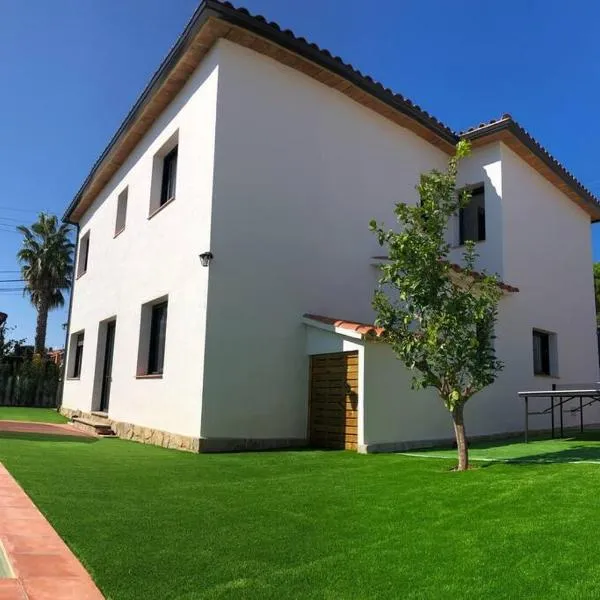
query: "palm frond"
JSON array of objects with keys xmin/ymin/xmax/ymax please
[{"xmin": 17, "ymin": 214, "xmax": 74, "ymax": 312}]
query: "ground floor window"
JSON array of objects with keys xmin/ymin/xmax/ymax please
[
  {"xmin": 136, "ymin": 297, "xmax": 169, "ymax": 377},
  {"xmin": 148, "ymin": 301, "xmax": 168, "ymax": 375},
  {"xmin": 69, "ymin": 331, "xmax": 85, "ymax": 378},
  {"xmin": 533, "ymin": 329, "xmax": 557, "ymax": 376}
]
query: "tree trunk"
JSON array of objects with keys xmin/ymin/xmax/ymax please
[
  {"xmin": 451, "ymin": 404, "xmax": 469, "ymax": 471},
  {"xmin": 34, "ymin": 298, "xmax": 49, "ymax": 356}
]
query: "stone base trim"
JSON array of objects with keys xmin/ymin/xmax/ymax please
[
  {"xmin": 60, "ymin": 408, "xmax": 200, "ymax": 452},
  {"xmin": 113, "ymin": 421, "xmax": 201, "ymax": 452},
  {"xmin": 60, "ymin": 407, "xmax": 307, "ymax": 454},
  {"xmin": 358, "ymin": 423, "xmax": 600, "ymax": 454}
]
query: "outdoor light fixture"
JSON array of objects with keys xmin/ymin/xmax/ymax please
[{"xmin": 199, "ymin": 252, "xmax": 213, "ymax": 267}]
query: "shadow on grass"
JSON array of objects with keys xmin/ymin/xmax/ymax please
[
  {"xmin": 0, "ymin": 432, "xmax": 98, "ymax": 444},
  {"xmin": 406, "ymin": 431, "xmax": 600, "ymax": 466},
  {"xmin": 492, "ymin": 446, "xmax": 600, "ymax": 466},
  {"xmin": 471, "ymin": 432, "xmax": 600, "ymax": 466}
]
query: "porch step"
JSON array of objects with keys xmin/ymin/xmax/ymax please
[
  {"xmin": 70, "ymin": 417, "xmax": 116, "ymax": 438},
  {"xmin": 90, "ymin": 411, "xmax": 109, "ymax": 420}
]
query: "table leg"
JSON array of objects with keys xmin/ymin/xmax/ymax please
[{"xmin": 525, "ymin": 396, "xmax": 529, "ymax": 443}]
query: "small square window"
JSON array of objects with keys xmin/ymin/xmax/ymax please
[
  {"xmin": 115, "ymin": 187, "xmax": 128, "ymax": 235},
  {"xmin": 76, "ymin": 232, "xmax": 90, "ymax": 278},
  {"xmin": 459, "ymin": 186, "xmax": 485, "ymax": 244}
]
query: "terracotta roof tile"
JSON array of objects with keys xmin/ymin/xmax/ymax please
[
  {"xmin": 371, "ymin": 257, "xmax": 520, "ymax": 293},
  {"xmin": 303, "ymin": 314, "xmax": 385, "ymax": 338},
  {"xmin": 447, "ymin": 262, "xmax": 519, "ymax": 293},
  {"xmin": 214, "ymin": 3, "xmax": 457, "ymax": 141},
  {"xmin": 460, "ymin": 114, "xmax": 600, "ymax": 219}
]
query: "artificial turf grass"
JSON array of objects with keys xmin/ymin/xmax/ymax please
[
  {"xmin": 404, "ymin": 431, "xmax": 600, "ymax": 463},
  {"xmin": 0, "ymin": 407, "xmax": 67, "ymax": 424},
  {"xmin": 2, "ymin": 436, "xmax": 600, "ymax": 599}
]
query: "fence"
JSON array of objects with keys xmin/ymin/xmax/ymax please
[{"xmin": 0, "ymin": 360, "xmax": 61, "ymax": 408}]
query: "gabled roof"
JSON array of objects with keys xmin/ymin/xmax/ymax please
[
  {"xmin": 63, "ymin": 1, "xmax": 600, "ymax": 223},
  {"xmin": 460, "ymin": 115, "xmax": 600, "ymax": 221}
]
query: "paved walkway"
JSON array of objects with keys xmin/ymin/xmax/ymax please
[
  {"xmin": 0, "ymin": 464, "xmax": 104, "ymax": 599},
  {"xmin": 0, "ymin": 421, "xmax": 94, "ymax": 438}
]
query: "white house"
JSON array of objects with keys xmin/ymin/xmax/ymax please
[{"xmin": 60, "ymin": 0, "xmax": 600, "ymax": 452}]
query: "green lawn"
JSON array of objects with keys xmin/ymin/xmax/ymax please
[
  {"xmin": 0, "ymin": 407, "xmax": 67, "ymax": 424},
  {"xmin": 2, "ymin": 434, "xmax": 600, "ymax": 599}
]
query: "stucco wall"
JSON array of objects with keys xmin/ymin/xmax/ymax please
[
  {"xmin": 500, "ymin": 143, "xmax": 600, "ymax": 423},
  {"xmin": 61, "ymin": 48, "xmax": 220, "ymax": 438},
  {"xmin": 200, "ymin": 39, "xmax": 449, "ymax": 440},
  {"xmin": 62, "ymin": 34, "xmax": 598, "ymax": 448},
  {"xmin": 362, "ymin": 295, "xmax": 539, "ymax": 447},
  {"xmin": 449, "ymin": 143, "xmax": 504, "ymax": 277},
  {"xmin": 362, "ymin": 143, "xmax": 600, "ymax": 448}
]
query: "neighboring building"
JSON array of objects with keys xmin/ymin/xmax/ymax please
[
  {"xmin": 61, "ymin": 1, "xmax": 600, "ymax": 452},
  {"xmin": 47, "ymin": 348, "xmax": 65, "ymax": 367}
]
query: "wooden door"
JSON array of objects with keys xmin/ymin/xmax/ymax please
[{"xmin": 309, "ymin": 351, "xmax": 358, "ymax": 450}]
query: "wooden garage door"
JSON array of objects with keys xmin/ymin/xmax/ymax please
[{"xmin": 309, "ymin": 351, "xmax": 358, "ymax": 450}]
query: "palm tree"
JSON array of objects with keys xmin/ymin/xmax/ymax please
[{"xmin": 17, "ymin": 213, "xmax": 74, "ymax": 356}]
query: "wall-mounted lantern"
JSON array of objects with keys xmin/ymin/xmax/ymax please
[{"xmin": 199, "ymin": 252, "xmax": 213, "ymax": 267}]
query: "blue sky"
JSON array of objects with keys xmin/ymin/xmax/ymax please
[{"xmin": 1, "ymin": 0, "xmax": 599, "ymax": 347}]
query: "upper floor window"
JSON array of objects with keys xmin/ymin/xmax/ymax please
[
  {"xmin": 76, "ymin": 231, "xmax": 90, "ymax": 278},
  {"xmin": 459, "ymin": 186, "xmax": 485, "ymax": 245},
  {"xmin": 149, "ymin": 132, "xmax": 179, "ymax": 217},
  {"xmin": 160, "ymin": 146, "xmax": 178, "ymax": 207},
  {"xmin": 136, "ymin": 296, "xmax": 169, "ymax": 377},
  {"xmin": 115, "ymin": 187, "xmax": 128, "ymax": 236}
]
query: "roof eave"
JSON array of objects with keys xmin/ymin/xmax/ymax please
[
  {"xmin": 63, "ymin": 0, "xmax": 457, "ymax": 223},
  {"xmin": 211, "ymin": 3, "xmax": 457, "ymax": 147},
  {"xmin": 62, "ymin": 1, "xmax": 222, "ymax": 223},
  {"xmin": 461, "ymin": 118, "xmax": 600, "ymax": 222}
]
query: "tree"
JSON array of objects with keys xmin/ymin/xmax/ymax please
[
  {"xmin": 0, "ymin": 321, "xmax": 24, "ymax": 364},
  {"xmin": 593, "ymin": 263, "xmax": 600, "ymax": 325},
  {"xmin": 0, "ymin": 317, "xmax": 24, "ymax": 361},
  {"xmin": 370, "ymin": 141, "xmax": 503, "ymax": 471},
  {"xmin": 17, "ymin": 213, "xmax": 74, "ymax": 356}
]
